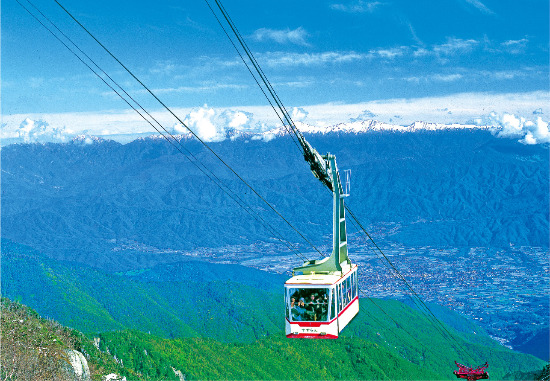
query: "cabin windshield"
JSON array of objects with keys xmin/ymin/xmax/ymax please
[{"xmin": 287, "ymin": 288, "xmax": 329, "ymax": 322}]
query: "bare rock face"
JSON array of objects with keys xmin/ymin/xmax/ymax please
[
  {"xmin": 61, "ymin": 349, "xmax": 91, "ymax": 381},
  {"xmin": 172, "ymin": 367, "xmax": 186, "ymax": 381}
]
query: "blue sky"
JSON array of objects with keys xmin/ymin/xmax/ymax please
[{"xmin": 2, "ymin": 0, "xmax": 549, "ymax": 139}]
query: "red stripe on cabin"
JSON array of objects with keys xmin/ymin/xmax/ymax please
[{"xmin": 286, "ymin": 333, "xmax": 338, "ymax": 339}]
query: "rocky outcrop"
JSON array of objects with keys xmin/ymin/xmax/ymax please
[
  {"xmin": 60, "ymin": 349, "xmax": 91, "ymax": 381},
  {"xmin": 172, "ymin": 367, "xmax": 186, "ymax": 381}
]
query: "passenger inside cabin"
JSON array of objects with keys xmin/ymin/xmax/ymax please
[
  {"xmin": 317, "ymin": 296, "xmax": 328, "ymax": 321},
  {"xmin": 288, "ymin": 289, "xmax": 330, "ymax": 322},
  {"xmin": 292, "ymin": 298, "xmax": 306, "ymax": 321},
  {"xmin": 307, "ymin": 294, "xmax": 318, "ymax": 320}
]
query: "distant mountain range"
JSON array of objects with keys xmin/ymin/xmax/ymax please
[
  {"xmin": 98, "ymin": 119, "xmax": 491, "ymax": 143},
  {"xmin": 2, "ymin": 129, "xmax": 547, "ymax": 271},
  {"xmin": 258, "ymin": 119, "xmax": 488, "ymax": 138},
  {"xmin": 3, "ymin": 117, "xmax": 495, "ymax": 147}
]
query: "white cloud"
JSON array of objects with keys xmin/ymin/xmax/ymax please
[
  {"xmin": 330, "ymin": 1, "xmax": 383, "ymax": 13},
  {"xmin": 149, "ymin": 61, "xmax": 178, "ymax": 75},
  {"xmin": 258, "ymin": 51, "xmax": 368, "ymax": 66},
  {"xmin": 172, "ymin": 107, "xmax": 259, "ymax": 140},
  {"xmin": 473, "ymin": 112, "xmax": 550, "ymax": 144},
  {"xmin": 412, "ymin": 48, "xmax": 430, "ymax": 57},
  {"xmin": 16, "ymin": 118, "xmax": 73, "ymax": 143},
  {"xmin": 500, "ymin": 38, "xmax": 528, "ymax": 54},
  {"xmin": 501, "ymin": 38, "xmax": 528, "ymax": 47},
  {"xmin": 528, "ymin": 117, "xmax": 550, "ymax": 143},
  {"xmin": 408, "ymin": 68, "xmax": 534, "ymax": 83},
  {"xmin": 464, "ymin": 0, "xmax": 494, "ymax": 15},
  {"xmin": 214, "ymin": 36, "xmax": 522, "ymax": 70},
  {"xmin": 403, "ymin": 73, "xmax": 463, "ymax": 83},
  {"xmin": 148, "ymin": 83, "xmax": 247, "ymax": 94},
  {"xmin": 496, "ymin": 113, "xmax": 524, "ymax": 137},
  {"xmin": 299, "ymin": 91, "xmax": 550, "ymax": 128},
  {"xmin": 411, "ymin": 36, "xmax": 530, "ymax": 60},
  {"xmin": 483, "ymin": 70, "xmax": 525, "ymax": 80},
  {"xmin": 350, "ymin": 110, "xmax": 377, "ymax": 122},
  {"xmin": 370, "ymin": 47, "xmax": 406, "ymax": 59},
  {"xmin": 521, "ymin": 132, "xmax": 537, "ymax": 145},
  {"xmin": 3, "ymin": 91, "xmax": 549, "ymax": 145},
  {"xmin": 407, "ymin": 22, "xmax": 423, "ymax": 46},
  {"xmin": 251, "ymin": 132, "xmax": 276, "ymax": 142},
  {"xmin": 291, "ymin": 107, "xmax": 309, "ymax": 122},
  {"xmin": 182, "ymin": 105, "xmax": 225, "ymax": 142},
  {"xmin": 433, "ymin": 38, "xmax": 479, "ymax": 55},
  {"xmin": 171, "ymin": 122, "xmax": 189, "ymax": 135},
  {"xmin": 274, "ymin": 80, "xmax": 314, "ymax": 88},
  {"xmin": 252, "ymin": 27, "xmax": 310, "ymax": 46},
  {"xmin": 432, "ymin": 74, "xmax": 463, "ymax": 82},
  {"xmin": 221, "ymin": 109, "xmax": 255, "ymax": 130}
]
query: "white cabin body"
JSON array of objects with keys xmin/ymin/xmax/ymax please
[{"xmin": 284, "ymin": 264, "xmax": 359, "ymax": 339}]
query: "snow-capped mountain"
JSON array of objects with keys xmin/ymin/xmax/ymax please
[
  {"xmin": 131, "ymin": 119, "xmax": 491, "ymax": 144},
  {"xmin": 268, "ymin": 119, "xmax": 488, "ymax": 136}
]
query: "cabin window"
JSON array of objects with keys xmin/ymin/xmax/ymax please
[
  {"xmin": 337, "ymin": 284, "xmax": 342, "ymax": 312},
  {"xmin": 341, "ymin": 278, "xmax": 349, "ymax": 307},
  {"xmin": 287, "ymin": 288, "xmax": 329, "ymax": 322},
  {"xmin": 285, "ymin": 291, "xmax": 289, "ymax": 320},
  {"xmin": 330, "ymin": 288, "xmax": 336, "ymax": 320}
]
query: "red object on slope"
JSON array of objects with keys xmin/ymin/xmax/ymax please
[{"xmin": 454, "ymin": 361, "xmax": 489, "ymax": 381}]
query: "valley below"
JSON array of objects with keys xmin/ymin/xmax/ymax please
[
  {"xmin": 2, "ymin": 129, "xmax": 548, "ymax": 378},
  {"xmin": 108, "ymin": 236, "xmax": 550, "ymax": 361}
]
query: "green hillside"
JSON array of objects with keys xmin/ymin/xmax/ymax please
[
  {"xmin": 2, "ymin": 239, "xmax": 281, "ymax": 342},
  {"xmin": 2, "ymin": 297, "xmax": 547, "ymax": 381},
  {"xmin": 0, "ymin": 297, "xmax": 136, "ymax": 380},
  {"xmin": 97, "ymin": 330, "xmax": 444, "ymax": 380},
  {"xmin": 1, "ymin": 240, "xmax": 546, "ymax": 379},
  {"xmin": 96, "ymin": 317, "xmax": 547, "ymax": 380}
]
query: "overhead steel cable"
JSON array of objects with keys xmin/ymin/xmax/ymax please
[
  {"xmin": 216, "ymin": 0, "xmax": 477, "ymax": 354},
  {"xmin": 202, "ymin": 0, "xmax": 304, "ymax": 155},
  {"xmin": 357, "ymin": 290, "xmax": 452, "ymax": 363},
  {"xmin": 53, "ymin": 0, "xmax": 327, "ymax": 259},
  {"xmin": 33, "ymin": 0, "xmax": 477, "ymax": 364},
  {"xmin": 215, "ymin": 0, "xmax": 307, "ymax": 150},
  {"xmin": 346, "ymin": 205, "xmax": 478, "ymax": 364},
  {"xmin": 208, "ymin": 0, "xmax": 471, "ymax": 354},
  {"xmin": 208, "ymin": 0, "xmax": 332, "ymax": 191},
  {"xmin": 310, "ymin": 176, "xmax": 477, "ymax": 362},
  {"xmin": 207, "ymin": 0, "xmax": 479, "ymax": 362},
  {"xmin": 18, "ymin": 0, "xmax": 310, "ymax": 264},
  {"xmin": 209, "ymin": 0, "xmax": 303, "ymax": 143}
]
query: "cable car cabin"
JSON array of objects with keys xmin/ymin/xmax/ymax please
[
  {"xmin": 285, "ymin": 153, "xmax": 359, "ymax": 339},
  {"xmin": 285, "ymin": 264, "xmax": 359, "ymax": 339}
]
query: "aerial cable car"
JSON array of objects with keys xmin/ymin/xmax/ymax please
[
  {"xmin": 454, "ymin": 361, "xmax": 489, "ymax": 380},
  {"xmin": 195, "ymin": 0, "xmax": 360, "ymax": 339},
  {"xmin": 285, "ymin": 143, "xmax": 359, "ymax": 339}
]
